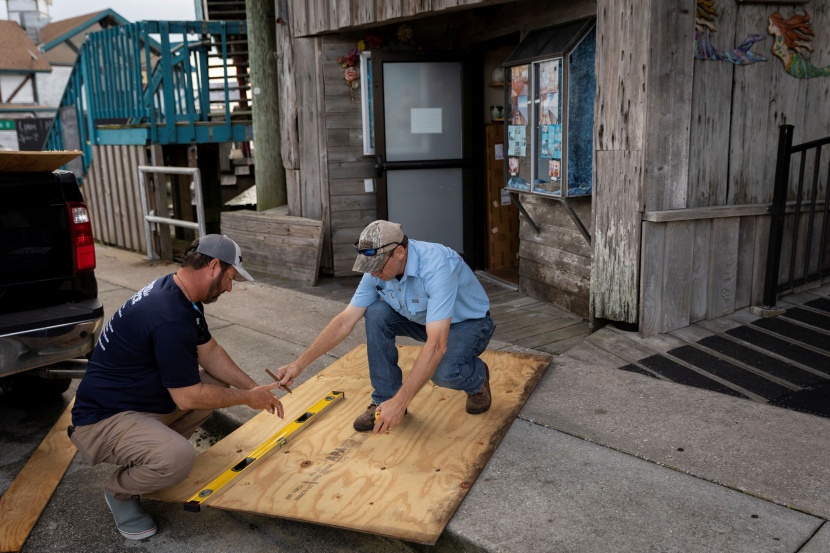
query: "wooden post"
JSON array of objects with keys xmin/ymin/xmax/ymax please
[{"xmin": 246, "ymin": 0, "xmax": 287, "ymax": 210}]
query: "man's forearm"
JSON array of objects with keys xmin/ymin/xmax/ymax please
[
  {"xmin": 170, "ymin": 379, "xmax": 283, "ymax": 414},
  {"xmin": 393, "ymin": 319, "xmax": 450, "ymax": 405},
  {"xmin": 184, "ymin": 383, "xmax": 252, "ymax": 410},
  {"xmin": 395, "ymin": 340, "xmax": 445, "ymax": 404},
  {"xmin": 201, "ymin": 343, "xmax": 258, "ymax": 390}
]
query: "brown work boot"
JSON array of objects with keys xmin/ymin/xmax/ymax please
[
  {"xmin": 353, "ymin": 404, "xmax": 378, "ymax": 432},
  {"xmin": 466, "ymin": 362, "xmax": 491, "ymax": 414}
]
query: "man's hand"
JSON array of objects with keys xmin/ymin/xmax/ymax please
[
  {"xmin": 273, "ymin": 363, "xmax": 303, "ymax": 392},
  {"xmin": 374, "ymin": 396, "xmax": 408, "ymax": 434},
  {"xmin": 247, "ymin": 382, "xmax": 284, "ymax": 418}
]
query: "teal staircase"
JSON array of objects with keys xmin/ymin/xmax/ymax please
[{"xmin": 45, "ymin": 20, "xmax": 252, "ymax": 175}]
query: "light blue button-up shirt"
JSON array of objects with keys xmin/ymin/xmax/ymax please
[{"xmin": 350, "ymin": 239, "xmax": 490, "ymax": 325}]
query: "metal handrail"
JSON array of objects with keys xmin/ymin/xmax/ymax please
[
  {"xmin": 138, "ymin": 165, "xmax": 206, "ymax": 260},
  {"xmin": 762, "ymin": 125, "xmax": 830, "ymax": 307}
]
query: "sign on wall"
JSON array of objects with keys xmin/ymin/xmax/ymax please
[{"xmin": 15, "ymin": 118, "xmax": 52, "ymax": 151}]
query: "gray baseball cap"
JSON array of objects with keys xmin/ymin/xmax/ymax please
[
  {"xmin": 352, "ymin": 220, "xmax": 404, "ymax": 273},
  {"xmin": 196, "ymin": 234, "xmax": 254, "ymax": 281}
]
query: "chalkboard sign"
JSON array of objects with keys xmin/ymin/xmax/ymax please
[{"xmin": 15, "ymin": 118, "xmax": 52, "ymax": 151}]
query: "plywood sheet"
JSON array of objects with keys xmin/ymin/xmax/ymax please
[
  {"xmin": 0, "ymin": 400, "xmax": 76, "ymax": 553},
  {"xmin": 150, "ymin": 345, "xmax": 550, "ymax": 544},
  {"xmin": 0, "ymin": 151, "xmax": 81, "ymax": 173}
]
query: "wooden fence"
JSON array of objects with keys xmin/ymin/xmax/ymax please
[{"xmin": 83, "ymin": 144, "xmax": 153, "ymax": 253}]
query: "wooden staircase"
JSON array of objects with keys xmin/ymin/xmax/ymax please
[{"xmin": 205, "ymin": 0, "xmax": 255, "ymax": 207}]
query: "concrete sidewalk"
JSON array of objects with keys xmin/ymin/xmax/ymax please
[{"xmin": 94, "ymin": 245, "xmax": 830, "ymax": 552}]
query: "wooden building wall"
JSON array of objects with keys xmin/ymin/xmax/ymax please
[
  {"xmin": 282, "ymin": 0, "xmax": 828, "ymax": 333},
  {"xmin": 518, "ymin": 195, "xmax": 592, "ymax": 317},
  {"xmin": 285, "ymin": 0, "xmax": 598, "ymax": 278},
  {"xmin": 288, "ymin": 0, "xmax": 495, "ymax": 37},
  {"xmin": 589, "ymin": 0, "xmax": 830, "ymax": 336},
  {"xmin": 590, "ymin": 0, "xmax": 651, "ymax": 325},
  {"xmin": 634, "ymin": 1, "xmax": 830, "ymax": 336}
]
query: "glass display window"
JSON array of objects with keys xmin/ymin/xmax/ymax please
[
  {"xmin": 505, "ymin": 64, "xmax": 531, "ymax": 191},
  {"xmin": 502, "ymin": 18, "xmax": 596, "ymax": 199}
]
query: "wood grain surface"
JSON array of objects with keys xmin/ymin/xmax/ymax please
[
  {"xmin": 149, "ymin": 345, "xmax": 550, "ymax": 544},
  {"xmin": 0, "ymin": 400, "xmax": 76, "ymax": 553},
  {"xmin": 0, "ymin": 151, "xmax": 81, "ymax": 173}
]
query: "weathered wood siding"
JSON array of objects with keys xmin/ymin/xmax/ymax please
[
  {"xmin": 84, "ymin": 145, "xmax": 151, "ymax": 253},
  {"xmin": 518, "ymin": 195, "xmax": 592, "ymax": 318},
  {"xmin": 639, "ymin": 1, "xmax": 830, "ymax": 336},
  {"xmin": 323, "ymin": 35, "xmax": 378, "ymax": 277},
  {"xmin": 293, "ymin": 36, "xmax": 333, "ymax": 270},
  {"xmin": 590, "ymin": 0, "xmax": 649, "ymax": 324},
  {"xmin": 640, "ymin": 206, "xmax": 769, "ymax": 335},
  {"xmin": 282, "ymin": 28, "xmax": 384, "ymax": 276},
  {"xmin": 221, "ymin": 208, "xmax": 324, "ymax": 285},
  {"xmin": 288, "ymin": 0, "xmax": 501, "ymax": 36}
]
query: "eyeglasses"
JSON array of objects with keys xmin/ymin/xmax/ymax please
[{"xmin": 353, "ymin": 241, "xmax": 400, "ymax": 257}]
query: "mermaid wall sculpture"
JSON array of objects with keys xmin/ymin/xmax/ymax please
[
  {"xmin": 768, "ymin": 10, "xmax": 830, "ymax": 79},
  {"xmin": 695, "ymin": 0, "xmax": 767, "ymax": 65}
]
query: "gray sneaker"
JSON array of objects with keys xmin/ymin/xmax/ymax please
[{"xmin": 103, "ymin": 489, "xmax": 157, "ymax": 540}]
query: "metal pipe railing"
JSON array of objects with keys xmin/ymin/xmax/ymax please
[
  {"xmin": 762, "ymin": 125, "xmax": 794, "ymax": 308},
  {"xmin": 138, "ymin": 165, "xmax": 206, "ymax": 260},
  {"xmin": 762, "ymin": 124, "xmax": 830, "ymax": 307}
]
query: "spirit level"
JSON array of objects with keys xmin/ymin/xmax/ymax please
[{"xmin": 184, "ymin": 390, "xmax": 345, "ymax": 512}]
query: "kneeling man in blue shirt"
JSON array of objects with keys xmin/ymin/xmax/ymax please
[{"xmin": 275, "ymin": 220, "xmax": 495, "ymax": 434}]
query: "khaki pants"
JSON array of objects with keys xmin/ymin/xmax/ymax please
[{"xmin": 70, "ymin": 370, "xmax": 220, "ymax": 500}]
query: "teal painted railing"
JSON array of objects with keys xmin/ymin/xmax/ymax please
[{"xmin": 45, "ymin": 20, "xmax": 249, "ymax": 175}]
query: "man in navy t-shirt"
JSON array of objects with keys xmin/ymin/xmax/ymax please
[{"xmin": 70, "ymin": 235, "xmax": 284, "ymax": 541}]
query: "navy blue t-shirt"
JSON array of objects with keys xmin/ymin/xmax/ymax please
[{"xmin": 72, "ymin": 274, "xmax": 211, "ymax": 426}]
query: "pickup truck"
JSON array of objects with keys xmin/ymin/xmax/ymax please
[{"xmin": 0, "ymin": 151, "xmax": 104, "ymax": 395}]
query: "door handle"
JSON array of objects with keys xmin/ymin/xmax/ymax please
[{"xmin": 375, "ymin": 154, "xmax": 385, "ymax": 177}]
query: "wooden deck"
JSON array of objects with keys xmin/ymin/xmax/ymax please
[
  {"xmin": 259, "ymin": 270, "xmax": 830, "ymax": 418},
  {"xmin": 252, "ymin": 273, "xmax": 590, "ymax": 356}
]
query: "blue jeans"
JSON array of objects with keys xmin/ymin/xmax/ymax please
[{"xmin": 364, "ymin": 301, "xmax": 495, "ymax": 405}]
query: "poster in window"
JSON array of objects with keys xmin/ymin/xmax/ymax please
[
  {"xmin": 539, "ymin": 92, "xmax": 559, "ymax": 125},
  {"xmin": 538, "ymin": 60, "xmax": 559, "ymax": 94},
  {"xmin": 511, "ymin": 65, "xmax": 528, "ymax": 98},
  {"xmin": 507, "ymin": 156, "xmax": 529, "ymax": 191},
  {"xmin": 549, "ymin": 160, "xmax": 561, "ymax": 181},
  {"xmin": 507, "ymin": 125, "xmax": 527, "ymax": 157},
  {"xmin": 539, "ymin": 124, "xmax": 562, "ymax": 159},
  {"xmin": 538, "ymin": 59, "xmax": 561, "ymax": 126},
  {"xmin": 507, "ymin": 65, "xmax": 529, "ymax": 129},
  {"xmin": 511, "ymin": 96, "xmax": 528, "ymax": 125}
]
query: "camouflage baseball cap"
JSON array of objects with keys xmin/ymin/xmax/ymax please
[{"xmin": 352, "ymin": 220, "xmax": 404, "ymax": 273}]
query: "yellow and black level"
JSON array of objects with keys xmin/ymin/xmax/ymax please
[{"xmin": 184, "ymin": 390, "xmax": 345, "ymax": 512}]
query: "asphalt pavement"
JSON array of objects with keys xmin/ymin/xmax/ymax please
[{"xmin": 6, "ymin": 243, "xmax": 830, "ymax": 552}]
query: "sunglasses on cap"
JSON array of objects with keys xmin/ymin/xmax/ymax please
[{"xmin": 353, "ymin": 241, "xmax": 401, "ymax": 257}]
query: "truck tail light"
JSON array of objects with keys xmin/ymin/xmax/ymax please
[{"xmin": 67, "ymin": 201, "xmax": 96, "ymax": 273}]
